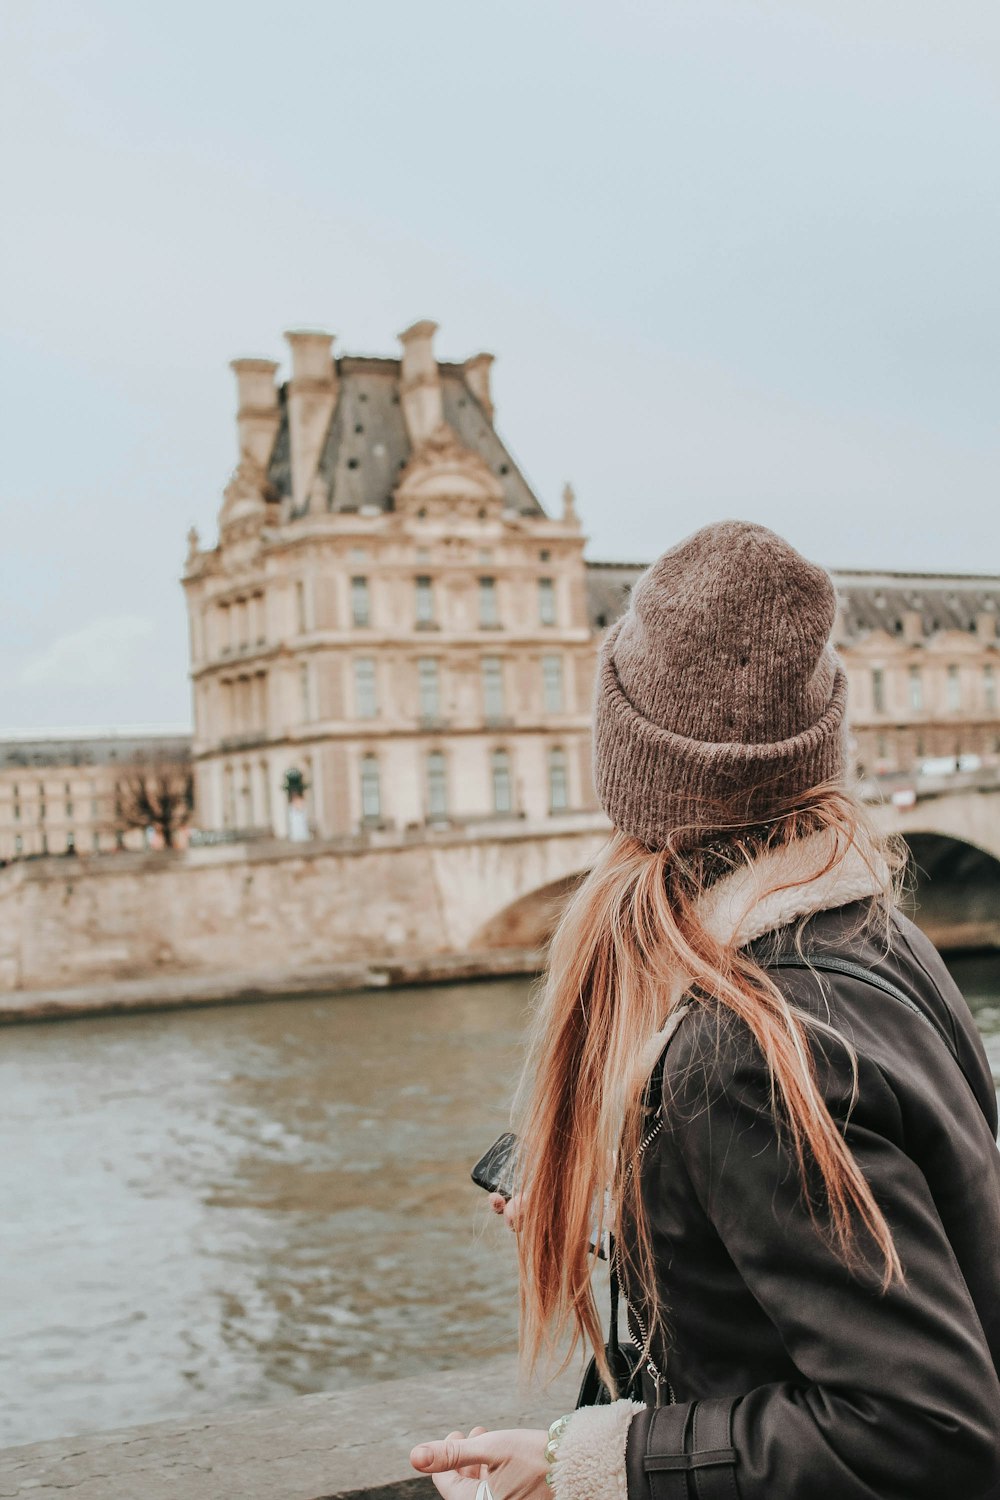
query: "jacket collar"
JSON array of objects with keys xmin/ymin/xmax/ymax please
[
  {"xmin": 697, "ymin": 827, "xmax": 888, "ymax": 951},
  {"xmin": 639, "ymin": 830, "xmax": 888, "ymax": 1066}
]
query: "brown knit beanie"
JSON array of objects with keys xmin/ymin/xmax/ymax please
[{"xmin": 593, "ymin": 520, "xmax": 847, "ymax": 850}]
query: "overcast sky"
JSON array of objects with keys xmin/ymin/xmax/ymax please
[{"xmin": 2, "ymin": 0, "xmax": 998, "ymax": 730}]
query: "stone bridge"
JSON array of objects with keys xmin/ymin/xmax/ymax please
[{"xmin": 0, "ymin": 778, "xmax": 996, "ymax": 1011}]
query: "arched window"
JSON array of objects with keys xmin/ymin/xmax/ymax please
[
  {"xmin": 360, "ymin": 754, "xmax": 381, "ymax": 822},
  {"xmin": 492, "ymin": 749, "xmax": 512, "ymax": 814},
  {"xmin": 427, "ymin": 751, "xmax": 448, "ymax": 821},
  {"xmin": 548, "ymin": 746, "xmax": 569, "ymax": 813}
]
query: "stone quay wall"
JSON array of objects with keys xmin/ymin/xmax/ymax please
[
  {"xmin": 0, "ymin": 817, "xmax": 609, "ymax": 1004},
  {"xmin": 0, "ymin": 1353, "xmax": 580, "ymax": 1500}
]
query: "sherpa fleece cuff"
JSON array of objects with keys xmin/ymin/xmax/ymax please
[{"xmin": 551, "ymin": 1399, "xmax": 645, "ymax": 1500}]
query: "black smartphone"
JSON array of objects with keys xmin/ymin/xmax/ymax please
[{"xmin": 471, "ymin": 1131, "xmax": 518, "ymax": 1200}]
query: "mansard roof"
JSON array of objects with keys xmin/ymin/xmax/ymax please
[
  {"xmin": 833, "ymin": 570, "xmax": 1000, "ymax": 639},
  {"xmin": 583, "ymin": 561, "xmax": 1000, "ymax": 638},
  {"xmin": 267, "ymin": 356, "xmax": 546, "ymax": 519}
]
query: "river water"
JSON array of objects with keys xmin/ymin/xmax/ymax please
[{"xmin": 2, "ymin": 956, "xmax": 999, "ymax": 1450}]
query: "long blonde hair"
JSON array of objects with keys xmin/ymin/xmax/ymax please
[{"xmin": 512, "ymin": 785, "xmax": 907, "ymax": 1392}]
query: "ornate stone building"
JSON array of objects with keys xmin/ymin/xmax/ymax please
[
  {"xmin": 182, "ymin": 322, "xmax": 598, "ymax": 839},
  {"xmin": 183, "ymin": 321, "xmax": 1000, "ymax": 842}
]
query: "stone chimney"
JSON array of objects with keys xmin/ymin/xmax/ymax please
[
  {"xmin": 976, "ymin": 605, "xmax": 997, "ymax": 643},
  {"xmin": 463, "ymin": 352, "xmax": 495, "ymax": 421},
  {"xmin": 399, "ymin": 319, "xmax": 443, "ymax": 446},
  {"xmin": 902, "ymin": 608, "xmax": 924, "ymax": 645},
  {"xmin": 285, "ymin": 330, "xmax": 337, "ymax": 508},
  {"xmin": 230, "ymin": 358, "xmax": 280, "ymax": 468}
]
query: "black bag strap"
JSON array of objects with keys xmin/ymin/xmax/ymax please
[{"xmin": 769, "ymin": 952, "xmax": 979, "ymax": 1099}]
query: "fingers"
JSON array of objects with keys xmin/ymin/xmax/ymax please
[
  {"xmin": 488, "ymin": 1191, "xmax": 523, "ymax": 1232},
  {"xmin": 457, "ymin": 1426, "xmax": 488, "ymax": 1480},
  {"xmin": 411, "ymin": 1431, "xmax": 495, "ymax": 1475}
]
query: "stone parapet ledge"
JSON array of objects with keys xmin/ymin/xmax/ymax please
[
  {"xmin": 0, "ymin": 948, "xmax": 544, "ymax": 1024},
  {"xmin": 0, "ymin": 1354, "xmax": 581, "ymax": 1500}
]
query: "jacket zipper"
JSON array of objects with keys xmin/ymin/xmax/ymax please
[{"xmin": 616, "ymin": 1111, "xmax": 676, "ymax": 1406}]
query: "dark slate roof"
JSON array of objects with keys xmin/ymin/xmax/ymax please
[
  {"xmin": 0, "ymin": 733, "xmax": 191, "ymax": 771},
  {"xmin": 270, "ymin": 356, "xmax": 546, "ymax": 519},
  {"xmin": 584, "ymin": 562, "xmax": 1000, "ymax": 637},
  {"xmin": 833, "ymin": 571, "xmax": 1000, "ymax": 638}
]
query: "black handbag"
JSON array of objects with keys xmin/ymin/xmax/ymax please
[{"xmin": 575, "ymin": 1250, "xmax": 645, "ymax": 1407}]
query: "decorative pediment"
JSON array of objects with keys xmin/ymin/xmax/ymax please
[{"xmin": 394, "ymin": 422, "xmax": 505, "ymax": 519}]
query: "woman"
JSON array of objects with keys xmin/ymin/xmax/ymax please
[{"xmin": 411, "ymin": 521, "xmax": 1000, "ymax": 1500}]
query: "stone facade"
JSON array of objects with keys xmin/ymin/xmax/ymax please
[
  {"xmin": 183, "ymin": 322, "xmax": 598, "ymax": 839},
  {"xmin": 0, "ymin": 732, "xmax": 191, "ymax": 863},
  {"xmin": 834, "ymin": 573, "xmax": 1000, "ymax": 778}
]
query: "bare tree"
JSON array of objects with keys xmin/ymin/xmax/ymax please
[{"xmin": 116, "ymin": 753, "xmax": 194, "ymax": 849}]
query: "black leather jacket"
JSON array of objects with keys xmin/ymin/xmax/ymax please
[{"xmin": 624, "ymin": 902, "xmax": 1000, "ymax": 1500}]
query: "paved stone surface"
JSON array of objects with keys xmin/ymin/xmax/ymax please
[{"xmin": 0, "ymin": 1355, "xmax": 582, "ymax": 1499}]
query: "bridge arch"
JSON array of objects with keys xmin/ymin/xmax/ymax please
[
  {"xmin": 471, "ymin": 871, "xmax": 588, "ymax": 951},
  {"xmin": 899, "ymin": 831, "xmax": 1000, "ymax": 951}
]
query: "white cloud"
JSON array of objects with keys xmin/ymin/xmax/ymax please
[{"xmin": 19, "ymin": 616, "xmax": 155, "ymax": 689}]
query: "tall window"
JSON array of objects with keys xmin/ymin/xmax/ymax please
[
  {"xmin": 985, "ymin": 664, "xmax": 997, "ymax": 714},
  {"xmin": 479, "ymin": 576, "xmax": 499, "ymax": 628},
  {"xmin": 492, "ymin": 749, "xmax": 513, "ymax": 814},
  {"xmin": 415, "ymin": 576, "xmax": 435, "ymax": 626},
  {"xmin": 295, "ymin": 580, "xmax": 308, "ymax": 633},
  {"xmin": 360, "ymin": 755, "xmax": 381, "ymax": 821},
  {"xmin": 548, "ymin": 746, "xmax": 569, "ymax": 812},
  {"xmin": 482, "ymin": 656, "xmax": 505, "ymax": 719},
  {"xmin": 351, "ymin": 576, "xmax": 370, "ymax": 627},
  {"xmin": 538, "ymin": 577, "xmax": 556, "ymax": 626},
  {"xmin": 542, "ymin": 654, "xmax": 564, "ymax": 714},
  {"xmin": 947, "ymin": 664, "xmax": 961, "ymax": 712},
  {"xmin": 418, "ymin": 657, "xmax": 440, "ymax": 719},
  {"xmin": 299, "ymin": 662, "xmax": 312, "ymax": 721},
  {"xmin": 426, "ymin": 751, "xmax": 448, "ymax": 820},
  {"xmin": 354, "ymin": 657, "xmax": 378, "ymax": 718},
  {"xmin": 871, "ymin": 668, "xmax": 885, "ymax": 714},
  {"xmin": 260, "ymin": 761, "xmax": 272, "ymax": 825},
  {"xmin": 909, "ymin": 666, "xmax": 923, "ymax": 712}
]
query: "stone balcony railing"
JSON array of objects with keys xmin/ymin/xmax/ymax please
[{"xmin": 0, "ymin": 1355, "xmax": 580, "ymax": 1500}]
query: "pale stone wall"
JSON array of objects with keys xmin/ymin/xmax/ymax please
[{"xmin": 0, "ymin": 818, "xmax": 610, "ymax": 994}]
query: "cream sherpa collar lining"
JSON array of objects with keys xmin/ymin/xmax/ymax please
[
  {"xmin": 637, "ymin": 829, "xmax": 888, "ymax": 1068},
  {"xmin": 697, "ymin": 826, "xmax": 888, "ymax": 950}
]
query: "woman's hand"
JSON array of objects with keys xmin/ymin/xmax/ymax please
[
  {"xmin": 489, "ymin": 1190, "xmax": 524, "ymax": 1232},
  {"xmin": 410, "ymin": 1424, "xmax": 549, "ymax": 1500}
]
